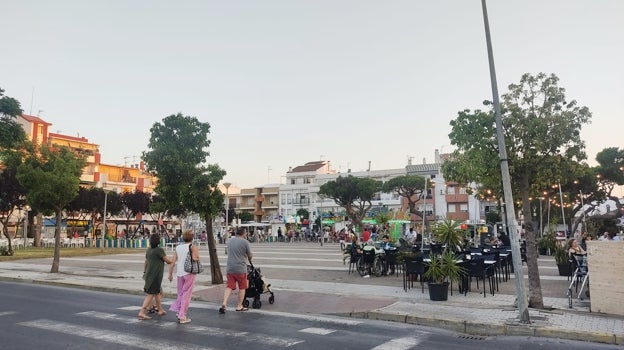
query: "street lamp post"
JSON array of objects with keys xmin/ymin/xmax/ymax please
[
  {"xmin": 102, "ymin": 189, "xmax": 108, "ymax": 249},
  {"xmin": 539, "ymin": 197, "xmax": 544, "ymax": 238},
  {"xmin": 223, "ymin": 182, "xmax": 232, "ymax": 236},
  {"xmin": 557, "ymin": 182, "xmax": 566, "ymax": 237},
  {"xmin": 481, "ymin": 0, "xmax": 529, "ymax": 322},
  {"xmin": 24, "ymin": 205, "xmax": 31, "ymax": 248}
]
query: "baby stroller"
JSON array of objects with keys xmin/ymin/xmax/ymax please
[{"xmin": 242, "ymin": 263, "xmax": 275, "ymax": 309}]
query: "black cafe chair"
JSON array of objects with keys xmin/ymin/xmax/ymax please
[{"xmin": 403, "ymin": 256, "xmax": 426, "ymax": 293}]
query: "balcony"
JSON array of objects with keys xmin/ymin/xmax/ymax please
[
  {"xmin": 80, "ymin": 174, "xmax": 95, "ymax": 183},
  {"xmin": 445, "ymin": 194, "xmax": 469, "ymax": 203},
  {"xmin": 447, "ymin": 212, "xmax": 469, "ymax": 221}
]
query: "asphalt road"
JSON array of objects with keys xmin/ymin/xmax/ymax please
[{"xmin": 0, "ymin": 282, "xmax": 618, "ymax": 350}]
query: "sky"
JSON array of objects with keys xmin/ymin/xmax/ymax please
[{"xmin": 2, "ymin": 1, "xmax": 623, "ymax": 189}]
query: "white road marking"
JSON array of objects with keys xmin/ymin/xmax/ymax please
[
  {"xmin": 131, "ymin": 301, "xmax": 362, "ymax": 326},
  {"xmin": 77, "ymin": 311, "xmax": 303, "ymax": 347},
  {"xmin": 0, "ymin": 311, "xmax": 17, "ymax": 317},
  {"xmin": 18, "ymin": 319, "xmax": 215, "ymax": 350},
  {"xmin": 371, "ymin": 336, "xmax": 423, "ymax": 350},
  {"xmin": 298, "ymin": 327, "xmax": 336, "ymax": 335},
  {"xmin": 251, "ymin": 309, "xmax": 363, "ymax": 326},
  {"xmin": 117, "ymin": 306, "xmax": 142, "ymax": 311}
]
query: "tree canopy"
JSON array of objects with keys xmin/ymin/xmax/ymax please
[
  {"xmin": 142, "ymin": 113, "xmax": 225, "ymax": 284},
  {"xmin": 0, "ymin": 88, "xmax": 29, "ymax": 254},
  {"xmin": 383, "ymin": 175, "xmax": 428, "ymax": 227},
  {"xmin": 442, "ymin": 73, "xmax": 591, "ymax": 308},
  {"xmin": 17, "ymin": 145, "xmax": 86, "ymax": 272},
  {"xmin": 319, "ymin": 175, "xmax": 381, "ymax": 230}
]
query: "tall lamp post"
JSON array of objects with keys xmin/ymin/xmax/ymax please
[
  {"xmin": 481, "ymin": 0, "xmax": 529, "ymax": 322},
  {"xmin": 24, "ymin": 205, "xmax": 31, "ymax": 248},
  {"xmin": 223, "ymin": 182, "xmax": 232, "ymax": 235},
  {"xmin": 102, "ymin": 188, "xmax": 108, "ymax": 249}
]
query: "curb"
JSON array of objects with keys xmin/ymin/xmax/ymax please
[{"xmin": 345, "ymin": 310, "xmax": 623, "ymax": 345}]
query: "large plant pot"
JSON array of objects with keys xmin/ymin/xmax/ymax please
[
  {"xmin": 427, "ymin": 282, "xmax": 449, "ymax": 301},
  {"xmin": 557, "ymin": 263, "xmax": 572, "ymax": 276}
]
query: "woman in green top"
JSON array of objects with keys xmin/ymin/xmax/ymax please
[{"xmin": 138, "ymin": 233, "xmax": 172, "ymax": 320}]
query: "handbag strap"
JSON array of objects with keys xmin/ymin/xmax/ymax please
[{"xmin": 188, "ymin": 243, "xmax": 193, "ymax": 261}]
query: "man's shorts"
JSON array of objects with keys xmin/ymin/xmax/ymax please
[{"xmin": 226, "ymin": 273, "xmax": 248, "ymax": 290}]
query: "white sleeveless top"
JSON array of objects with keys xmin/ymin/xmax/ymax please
[{"xmin": 175, "ymin": 243, "xmax": 191, "ymax": 277}]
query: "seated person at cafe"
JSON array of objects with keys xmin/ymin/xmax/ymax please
[
  {"xmin": 498, "ymin": 231, "xmax": 511, "ymax": 246},
  {"xmin": 483, "ymin": 234, "xmax": 501, "ymax": 247},
  {"xmin": 380, "ymin": 235, "xmax": 394, "ymax": 250},
  {"xmin": 350, "ymin": 235, "xmax": 363, "ymax": 256}
]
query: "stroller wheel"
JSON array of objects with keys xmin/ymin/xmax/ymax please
[
  {"xmin": 269, "ymin": 295, "xmax": 275, "ymax": 304},
  {"xmin": 242, "ymin": 299, "xmax": 250, "ymax": 308},
  {"xmin": 252, "ymin": 299, "xmax": 262, "ymax": 309}
]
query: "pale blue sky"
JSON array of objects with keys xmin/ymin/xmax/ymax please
[{"xmin": 2, "ymin": 1, "xmax": 623, "ymax": 188}]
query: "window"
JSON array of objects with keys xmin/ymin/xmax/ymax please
[
  {"xmin": 447, "ymin": 186, "xmax": 456, "ymax": 195},
  {"xmin": 460, "ymin": 203, "xmax": 468, "ymax": 212},
  {"xmin": 447, "ymin": 204, "xmax": 456, "ymax": 213},
  {"xmin": 304, "ymin": 178, "xmax": 311, "ymax": 184},
  {"xmin": 290, "ymin": 179, "xmax": 295, "ymax": 185},
  {"xmin": 459, "ymin": 187, "xmax": 467, "ymax": 195},
  {"xmin": 281, "ymin": 194, "xmax": 286, "ymax": 205},
  {"xmin": 287, "ymin": 193, "xmax": 292, "ymax": 204}
]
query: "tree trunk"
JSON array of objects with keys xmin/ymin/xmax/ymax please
[
  {"xmin": 205, "ymin": 216, "xmax": 223, "ymax": 284},
  {"xmin": 521, "ymin": 175, "xmax": 544, "ymax": 308},
  {"xmin": 34, "ymin": 213, "xmax": 42, "ymax": 247},
  {"xmin": 51, "ymin": 209, "xmax": 62, "ymax": 273}
]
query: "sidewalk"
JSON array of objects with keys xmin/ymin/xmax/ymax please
[{"xmin": 0, "ymin": 256, "xmax": 623, "ymax": 345}]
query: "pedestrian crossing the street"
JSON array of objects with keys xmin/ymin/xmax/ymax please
[{"xmin": 11, "ymin": 303, "xmax": 428, "ymax": 350}]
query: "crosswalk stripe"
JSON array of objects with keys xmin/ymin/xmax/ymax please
[
  {"xmin": 18, "ymin": 319, "xmax": 215, "ymax": 350},
  {"xmin": 77, "ymin": 311, "xmax": 303, "ymax": 347},
  {"xmin": 299, "ymin": 327, "xmax": 336, "ymax": 335},
  {"xmin": 251, "ymin": 309, "xmax": 363, "ymax": 326},
  {"xmin": 117, "ymin": 306, "xmax": 142, "ymax": 311},
  {"xmin": 0, "ymin": 311, "xmax": 17, "ymax": 317},
  {"xmin": 371, "ymin": 336, "xmax": 423, "ymax": 350},
  {"xmin": 124, "ymin": 302, "xmax": 362, "ymax": 327}
]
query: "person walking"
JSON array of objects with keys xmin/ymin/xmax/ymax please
[
  {"xmin": 138, "ymin": 233, "xmax": 172, "ymax": 320},
  {"xmin": 168, "ymin": 230, "xmax": 199, "ymax": 324},
  {"xmin": 219, "ymin": 227, "xmax": 253, "ymax": 313}
]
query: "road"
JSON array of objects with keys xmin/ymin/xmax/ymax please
[{"xmin": 0, "ymin": 282, "xmax": 619, "ymax": 350}]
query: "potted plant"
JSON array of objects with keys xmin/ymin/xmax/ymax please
[
  {"xmin": 537, "ymin": 233, "xmax": 557, "ymax": 256},
  {"xmin": 423, "ymin": 219, "xmax": 466, "ymax": 301},
  {"xmin": 553, "ymin": 245, "xmax": 572, "ymax": 276},
  {"xmin": 423, "ymin": 251, "xmax": 465, "ymax": 300}
]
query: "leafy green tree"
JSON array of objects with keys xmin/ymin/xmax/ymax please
[
  {"xmin": 0, "ymin": 88, "xmax": 29, "ymax": 254},
  {"xmin": 296, "ymin": 208, "xmax": 309, "ymax": 220},
  {"xmin": 67, "ymin": 187, "xmax": 122, "ymax": 238},
  {"xmin": 443, "ymin": 73, "xmax": 591, "ymax": 308},
  {"xmin": 319, "ymin": 175, "xmax": 381, "ymax": 230},
  {"xmin": 120, "ymin": 190, "xmax": 151, "ymax": 238},
  {"xmin": 0, "ymin": 88, "xmax": 25, "ymax": 150},
  {"xmin": 17, "ymin": 145, "xmax": 86, "ymax": 272},
  {"xmin": 238, "ymin": 211, "xmax": 254, "ymax": 223},
  {"xmin": 142, "ymin": 114, "xmax": 225, "ymax": 284},
  {"xmin": 566, "ymin": 147, "xmax": 624, "ymax": 232},
  {"xmin": 383, "ymin": 175, "xmax": 428, "ymax": 228},
  {"xmin": 595, "ymin": 147, "xmax": 624, "ymax": 196}
]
